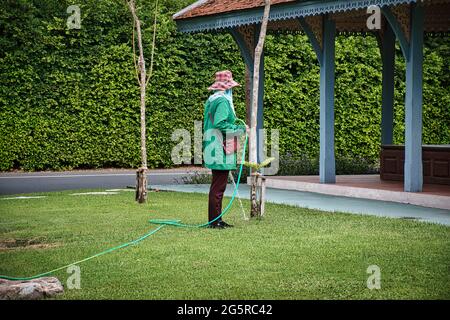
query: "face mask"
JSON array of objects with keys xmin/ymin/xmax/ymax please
[
  {"xmin": 224, "ymin": 89, "xmax": 233, "ymax": 105},
  {"xmin": 224, "ymin": 89, "xmax": 235, "ymax": 114}
]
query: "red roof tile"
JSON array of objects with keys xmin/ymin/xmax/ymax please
[{"xmin": 173, "ymin": 0, "xmax": 297, "ymax": 20}]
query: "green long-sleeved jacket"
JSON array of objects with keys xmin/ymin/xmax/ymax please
[{"xmin": 202, "ymin": 93, "xmax": 245, "ymax": 170}]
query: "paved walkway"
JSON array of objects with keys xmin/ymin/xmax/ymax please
[
  {"xmin": 151, "ymin": 184, "xmax": 450, "ymax": 226},
  {"xmin": 265, "ymin": 175, "xmax": 450, "ymax": 210},
  {"xmin": 0, "ymin": 168, "xmax": 206, "ymax": 195}
]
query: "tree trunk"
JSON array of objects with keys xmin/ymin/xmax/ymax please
[
  {"xmin": 135, "ymin": 167, "xmax": 147, "ymax": 203},
  {"xmin": 245, "ymin": 66, "xmax": 252, "ymax": 126},
  {"xmin": 137, "ymin": 16, "xmax": 147, "ymax": 202},
  {"xmin": 128, "ymin": 0, "xmax": 152, "ymax": 203},
  {"xmin": 250, "ymin": 172, "xmax": 259, "ymax": 218},
  {"xmin": 250, "ymin": 0, "xmax": 271, "ymax": 217},
  {"xmin": 260, "ymin": 175, "xmax": 266, "ymax": 217},
  {"xmin": 250, "ymin": 172, "xmax": 267, "ymax": 218}
]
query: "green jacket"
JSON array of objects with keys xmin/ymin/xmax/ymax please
[{"xmin": 202, "ymin": 92, "xmax": 245, "ymax": 171}]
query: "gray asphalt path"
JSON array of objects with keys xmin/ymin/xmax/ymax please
[{"xmin": 0, "ymin": 169, "xmax": 206, "ymax": 195}]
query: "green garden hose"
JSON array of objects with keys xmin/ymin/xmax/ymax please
[
  {"xmin": 0, "ymin": 225, "xmax": 165, "ymax": 281},
  {"xmin": 0, "ymin": 120, "xmax": 248, "ymax": 281}
]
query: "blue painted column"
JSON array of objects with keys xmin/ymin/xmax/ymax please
[
  {"xmin": 404, "ymin": 4, "xmax": 424, "ymax": 192},
  {"xmin": 380, "ymin": 25, "xmax": 395, "ymax": 145},
  {"xmin": 319, "ymin": 16, "xmax": 336, "ymax": 184}
]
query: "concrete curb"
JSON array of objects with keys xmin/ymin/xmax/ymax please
[{"xmin": 261, "ymin": 178, "xmax": 450, "ymax": 210}]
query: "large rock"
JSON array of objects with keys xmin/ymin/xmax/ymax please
[{"xmin": 0, "ymin": 277, "xmax": 64, "ymax": 300}]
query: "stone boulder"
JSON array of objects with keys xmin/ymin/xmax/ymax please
[{"xmin": 0, "ymin": 277, "xmax": 64, "ymax": 300}]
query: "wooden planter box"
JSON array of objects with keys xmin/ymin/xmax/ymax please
[{"xmin": 380, "ymin": 145, "xmax": 450, "ymax": 185}]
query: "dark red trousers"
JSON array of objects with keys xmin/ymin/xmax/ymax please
[{"xmin": 208, "ymin": 170, "xmax": 229, "ymax": 223}]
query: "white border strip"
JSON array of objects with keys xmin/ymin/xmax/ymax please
[{"xmin": 259, "ymin": 178, "xmax": 450, "ymax": 210}]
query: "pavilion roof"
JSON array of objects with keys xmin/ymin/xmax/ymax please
[
  {"xmin": 173, "ymin": 0, "xmax": 297, "ymax": 20},
  {"xmin": 173, "ymin": 0, "xmax": 450, "ymax": 34}
]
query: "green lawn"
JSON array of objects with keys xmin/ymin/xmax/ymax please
[{"xmin": 0, "ymin": 189, "xmax": 449, "ymax": 299}]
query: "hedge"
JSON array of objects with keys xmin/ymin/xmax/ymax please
[{"xmin": 0, "ymin": 0, "xmax": 449, "ymax": 171}]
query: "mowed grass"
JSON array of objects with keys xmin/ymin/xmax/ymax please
[{"xmin": 0, "ymin": 189, "xmax": 449, "ymax": 300}]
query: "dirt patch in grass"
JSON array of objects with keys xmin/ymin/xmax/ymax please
[{"xmin": 0, "ymin": 238, "xmax": 60, "ymax": 251}]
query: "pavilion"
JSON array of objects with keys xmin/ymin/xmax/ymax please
[{"xmin": 172, "ymin": 0, "xmax": 450, "ymax": 197}]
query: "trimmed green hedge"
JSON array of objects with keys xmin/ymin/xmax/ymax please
[{"xmin": 0, "ymin": 0, "xmax": 449, "ymax": 171}]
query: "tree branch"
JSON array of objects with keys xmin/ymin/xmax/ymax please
[
  {"xmin": 145, "ymin": 0, "xmax": 158, "ymax": 88},
  {"xmin": 132, "ymin": 22, "xmax": 141, "ymax": 86},
  {"xmin": 249, "ymin": 0, "xmax": 271, "ymax": 165}
]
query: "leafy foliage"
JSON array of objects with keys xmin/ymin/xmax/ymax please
[
  {"xmin": 244, "ymin": 157, "xmax": 276, "ymax": 170},
  {"xmin": 277, "ymin": 154, "xmax": 379, "ymax": 176},
  {"xmin": 0, "ymin": 0, "xmax": 449, "ymax": 171}
]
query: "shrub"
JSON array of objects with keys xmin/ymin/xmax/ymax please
[
  {"xmin": 0, "ymin": 0, "xmax": 448, "ymax": 171},
  {"xmin": 277, "ymin": 153, "xmax": 379, "ymax": 176}
]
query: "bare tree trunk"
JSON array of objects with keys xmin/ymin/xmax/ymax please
[
  {"xmin": 128, "ymin": 0, "xmax": 158, "ymax": 203},
  {"xmin": 260, "ymin": 175, "xmax": 266, "ymax": 216},
  {"xmin": 128, "ymin": 0, "xmax": 148, "ymax": 203},
  {"xmin": 250, "ymin": 173, "xmax": 259, "ymax": 218},
  {"xmin": 135, "ymin": 167, "xmax": 147, "ymax": 203},
  {"xmin": 249, "ymin": 0, "xmax": 271, "ymax": 164},
  {"xmin": 245, "ymin": 66, "xmax": 252, "ymax": 126},
  {"xmin": 250, "ymin": 0, "xmax": 271, "ymax": 217},
  {"xmin": 250, "ymin": 172, "xmax": 267, "ymax": 218}
]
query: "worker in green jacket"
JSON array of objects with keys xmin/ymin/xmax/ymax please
[{"xmin": 203, "ymin": 70, "xmax": 247, "ymax": 229}]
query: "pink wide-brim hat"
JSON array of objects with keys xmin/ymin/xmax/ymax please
[{"xmin": 208, "ymin": 70, "xmax": 240, "ymax": 91}]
